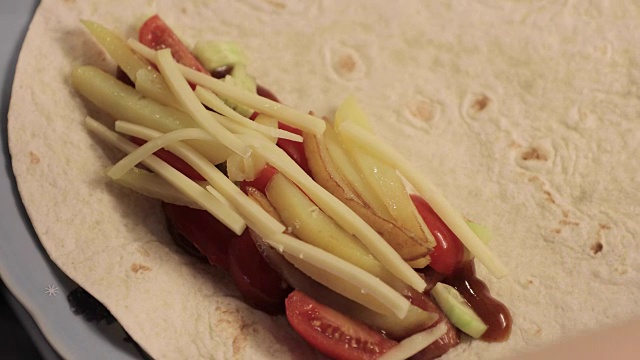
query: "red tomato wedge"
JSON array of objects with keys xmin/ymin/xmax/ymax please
[
  {"xmin": 229, "ymin": 230, "xmax": 290, "ymax": 314},
  {"xmin": 139, "ymin": 15, "xmax": 209, "ymax": 74},
  {"xmin": 129, "ymin": 137, "xmax": 205, "ymax": 181},
  {"xmin": 240, "ymin": 165, "xmax": 278, "ymax": 194},
  {"xmin": 162, "ymin": 202, "xmax": 234, "ymax": 270},
  {"xmin": 277, "ymin": 122, "xmax": 310, "ymax": 175},
  {"xmin": 257, "ymin": 85, "xmax": 280, "ymax": 103},
  {"xmin": 411, "ymin": 195, "xmax": 464, "ymax": 276},
  {"xmin": 285, "ymin": 290, "xmax": 397, "ymax": 360},
  {"xmin": 251, "ymin": 86, "xmax": 311, "ymax": 175}
]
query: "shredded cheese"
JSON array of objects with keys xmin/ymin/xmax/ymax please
[
  {"xmin": 194, "ymin": 86, "xmax": 302, "ymax": 142},
  {"xmin": 109, "ymin": 167, "xmax": 203, "ymax": 209},
  {"xmin": 205, "ymin": 185, "xmax": 233, "ymax": 209},
  {"xmin": 127, "ymin": 39, "xmax": 326, "ymax": 136},
  {"xmin": 339, "ymin": 121, "xmax": 508, "ymax": 278},
  {"xmin": 113, "ymin": 121, "xmax": 285, "ymax": 237},
  {"xmin": 266, "ymin": 233, "xmax": 411, "ymax": 318},
  {"xmin": 108, "ymin": 121, "xmax": 412, "ymax": 316},
  {"xmin": 378, "ymin": 322, "xmax": 448, "ymax": 360},
  {"xmin": 85, "ymin": 117, "xmax": 246, "ymax": 235},
  {"xmin": 108, "ymin": 125, "xmax": 214, "ymax": 179},
  {"xmin": 252, "ymin": 140, "xmax": 427, "ymax": 292},
  {"xmin": 155, "ymin": 48, "xmax": 251, "ymax": 158}
]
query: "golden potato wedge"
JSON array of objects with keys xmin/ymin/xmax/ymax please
[{"xmin": 304, "ymin": 131, "xmax": 432, "ymax": 267}]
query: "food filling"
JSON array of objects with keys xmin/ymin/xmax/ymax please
[{"xmin": 74, "ymin": 15, "xmax": 512, "ymax": 360}]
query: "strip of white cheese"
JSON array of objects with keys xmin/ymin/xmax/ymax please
[
  {"xmin": 84, "ymin": 117, "xmax": 246, "ymax": 235},
  {"xmin": 194, "ymin": 86, "xmax": 302, "ymax": 142},
  {"xmin": 110, "ymin": 167, "xmax": 203, "ymax": 209},
  {"xmin": 204, "ymin": 185, "xmax": 233, "ymax": 209},
  {"xmin": 265, "ymin": 233, "xmax": 411, "ymax": 319},
  {"xmin": 127, "ymin": 39, "xmax": 326, "ymax": 136},
  {"xmin": 155, "ymin": 48, "xmax": 251, "ymax": 158},
  {"xmin": 378, "ymin": 322, "xmax": 448, "ymax": 360},
  {"xmin": 339, "ymin": 121, "xmax": 508, "ymax": 278},
  {"xmin": 114, "ymin": 121, "xmax": 285, "ymax": 237},
  {"xmin": 108, "ymin": 125, "xmax": 214, "ymax": 179}
]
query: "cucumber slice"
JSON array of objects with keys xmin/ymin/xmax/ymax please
[
  {"xmin": 431, "ymin": 282, "xmax": 488, "ymax": 338},
  {"xmin": 193, "ymin": 41, "xmax": 248, "ymax": 70}
]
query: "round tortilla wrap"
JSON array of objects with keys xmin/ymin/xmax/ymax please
[{"xmin": 8, "ymin": 0, "xmax": 640, "ymax": 358}]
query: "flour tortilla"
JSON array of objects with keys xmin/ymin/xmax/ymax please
[{"xmin": 8, "ymin": 0, "xmax": 640, "ymax": 358}]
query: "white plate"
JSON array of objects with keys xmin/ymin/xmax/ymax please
[{"xmin": 0, "ymin": 1, "xmax": 142, "ymax": 359}]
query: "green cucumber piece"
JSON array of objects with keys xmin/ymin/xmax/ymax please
[
  {"xmin": 431, "ymin": 282, "xmax": 488, "ymax": 338},
  {"xmin": 193, "ymin": 41, "xmax": 248, "ymax": 71}
]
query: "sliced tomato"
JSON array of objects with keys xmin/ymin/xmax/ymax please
[
  {"xmin": 240, "ymin": 165, "xmax": 278, "ymax": 194},
  {"xmin": 229, "ymin": 230, "xmax": 290, "ymax": 314},
  {"xmin": 162, "ymin": 202, "xmax": 234, "ymax": 270},
  {"xmin": 286, "ymin": 290, "xmax": 397, "ymax": 360},
  {"xmin": 257, "ymin": 85, "xmax": 280, "ymax": 102},
  {"xmin": 251, "ymin": 86, "xmax": 311, "ymax": 175},
  {"xmin": 139, "ymin": 15, "xmax": 209, "ymax": 74},
  {"xmin": 165, "ymin": 217, "xmax": 207, "ymax": 261},
  {"xmin": 411, "ymin": 195, "xmax": 464, "ymax": 276},
  {"xmin": 277, "ymin": 122, "xmax": 310, "ymax": 175},
  {"xmin": 130, "ymin": 137, "xmax": 205, "ymax": 181}
]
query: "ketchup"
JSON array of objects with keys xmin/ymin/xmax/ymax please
[{"xmin": 444, "ymin": 260, "xmax": 512, "ymax": 342}]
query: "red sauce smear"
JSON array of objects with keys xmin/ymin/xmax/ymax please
[{"xmin": 444, "ymin": 260, "xmax": 512, "ymax": 342}]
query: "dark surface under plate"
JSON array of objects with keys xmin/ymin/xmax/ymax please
[{"xmin": 0, "ymin": 281, "xmax": 43, "ymax": 359}]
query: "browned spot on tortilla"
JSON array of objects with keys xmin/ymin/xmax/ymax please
[
  {"xmin": 181, "ymin": 6, "xmax": 187, "ymax": 14},
  {"xmin": 590, "ymin": 241, "xmax": 604, "ymax": 255},
  {"xmin": 263, "ymin": 0, "xmax": 286, "ymax": 9},
  {"xmin": 562, "ymin": 210, "xmax": 570, "ymax": 218},
  {"xmin": 543, "ymin": 190, "xmax": 556, "ymax": 204},
  {"xmin": 527, "ymin": 175, "xmax": 557, "ymax": 204},
  {"xmin": 135, "ymin": 247, "xmax": 150, "ymax": 257},
  {"xmin": 521, "ymin": 147, "xmax": 548, "ymax": 161},
  {"xmin": 594, "ymin": 223, "xmax": 611, "ymax": 253},
  {"xmin": 551, "ymin": 228, "xmax": 561, "ymax": 234},
  {"xmin": 130, "ymin": 263, "xmax": 151, "ymax": 274},
  {"xmin": 232, "ymin": 323, "xmax": 257, "ymax": 357},
  {"xmin": 599, "ymin": 223, "xmax": 612, "ymax": 230},
  {"xmin": 337, "ymin": 54, "xmax": 357, "ymax": 74},
  {"xmin": 471, "ymin": 94, "xmax": 490, "ymax": 112},
  {"xmin": 29, "ymin": 151, "xmax": 40, "ymax": 164},
  {"xmin": 559, "ymin": 219, "xmax": 579, "ymax": 226},
  {"xmin": 408, "ymin": 100, "xmax": 435, "ymax": 122}
]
